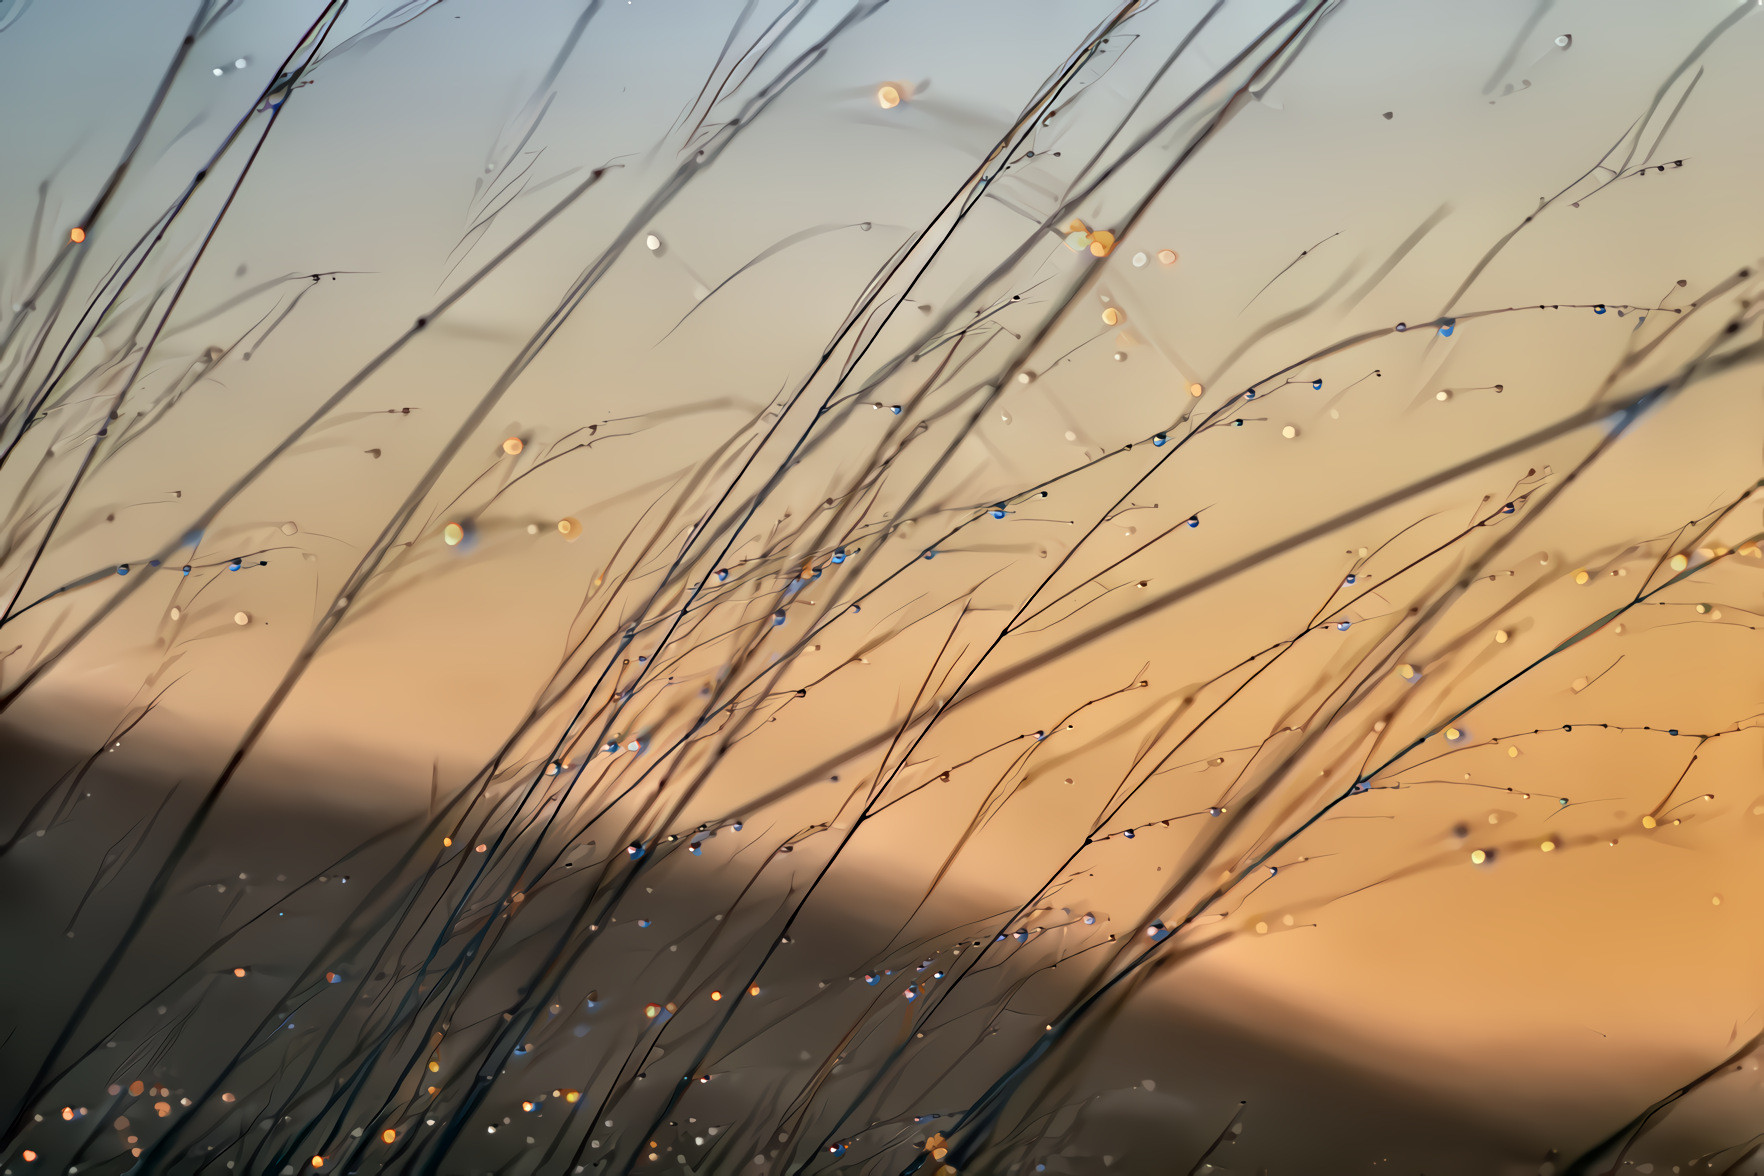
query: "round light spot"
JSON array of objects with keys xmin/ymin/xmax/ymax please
[
  {"xmin": 70, "ymin": 227, "xmax": 86, "ymax": 244},
  {"xmin": 1100, "ymin": 307, "xmax": 1122, "ymax": 326},
  {"xmin": 558, "ymin": 517, "xmax": 583, "ymax": 539},
  {"xmin": 1131, "ymin": 252, "xmax": 1147, "ymax": 267},
  {"xmin": 1156, "ymin": 249, "xmax": 1177, "ymax": 265},
  {"xmin": 233, "ymin": 611, "xmax": 250, "ymax": 626},
  {"xmin": 442, "ymin": 522, "xmax": 465, "ymax": 546},
  {"xmin": 503, "ymin": 437, "xmax": 524, "ymax": 455},
  {"xmin": 876, "ymin": 84, "xmax": 901, "ymax": 109},
  {"xmin": 1281, "ymin": 424, "xmax": 1298, "ymax": 439}
]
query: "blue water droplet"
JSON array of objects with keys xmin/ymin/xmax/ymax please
[
  {"xmin": 1594, "ymin": 304, "xmax": 1606, "ymax": 314},
  {"xmin": 116, "ymin": 564, "xmax": 129, "ymax": 576},
  {"xmin": 772, "ymin": 610, "xmax": 786, "ymax": 626},
  {"xmin": 831, "ymin": 548, "xmax": 847, "ymax": 564},
  {"xmin": 1311, "ymin": 378, "xmax": 1322, "ymax": 389},
  {"xmin": 1152, "ymin": 432, "xmax": 1167, "ymax": 447}
]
